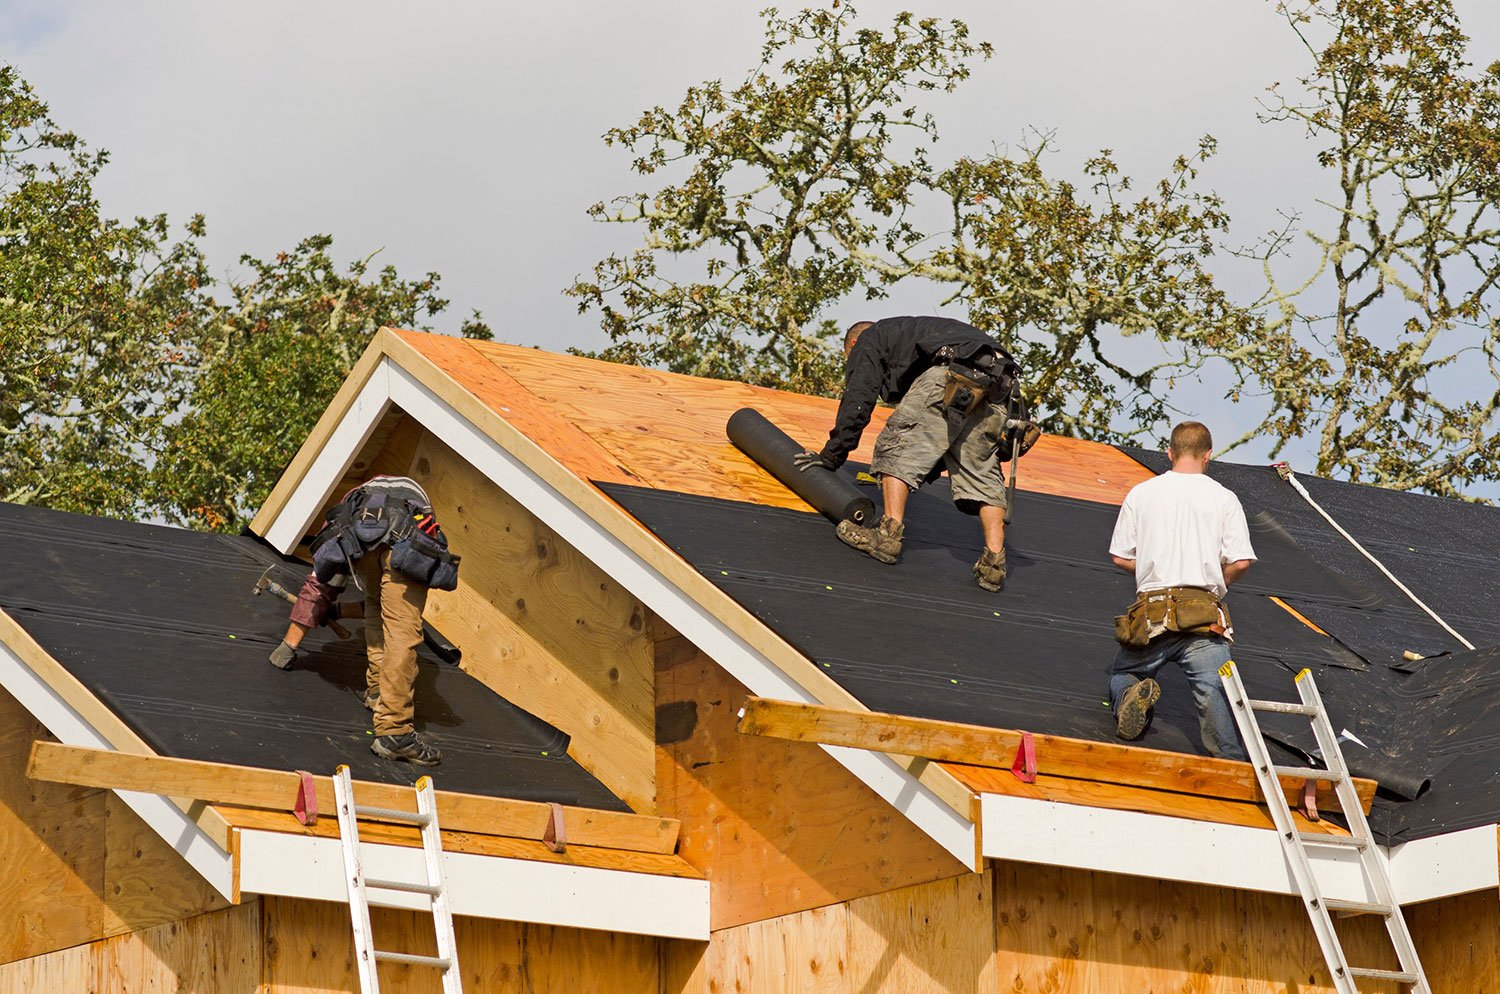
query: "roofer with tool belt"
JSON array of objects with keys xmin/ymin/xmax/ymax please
[
  {"xmin": 794, "ymin": 316, "xmax": 1041, "ymax": 592},
  {"xmin": 1107, "ymin": 422, "xmax": 1255, "ymax": 761},
  {"xmin": 269, "ymin": 475, "xmax": 460, "ymax": 766}
]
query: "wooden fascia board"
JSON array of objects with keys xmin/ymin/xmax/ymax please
[
  {"xmin": 374, "ymin": 334, "xmax": 978, "ymax": 824},
  {"xmin": 29, "ymin": 741, "xmax": 680, "ymax": 855},
  {"xmin": 0, "ymin": 608, "xmax": 234, "ymax": 846},
  {"xmin": 738, "ymin": 696, "xmax": 1377, "ymax": 814},
  {"xmin": 248, "ymin": 331, "xmax": 392, "ymax": 537}
]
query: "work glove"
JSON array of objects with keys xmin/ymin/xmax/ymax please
[
  {"xmin": 268, "ymin": 640, "xmax": 298, "ymax": 670},
  {"xmin": 792, "ymin": 450, "xmax": 837, "ymax": 473}
]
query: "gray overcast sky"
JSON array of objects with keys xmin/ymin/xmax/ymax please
[{"xmin": 6, "ymin": 0, "xmax": 1499, "ymax": 461}]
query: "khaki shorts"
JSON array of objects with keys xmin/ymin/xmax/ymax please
[{"xmin": 870, "ymin": 365, "xmax": 1009, "ymax": 509}]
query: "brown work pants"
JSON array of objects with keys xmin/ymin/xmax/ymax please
[{"xmin": 356, "ymin": 549, "xmax": 428, "ymax": 737}]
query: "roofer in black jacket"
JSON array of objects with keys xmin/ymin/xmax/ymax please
[{"xmin": 794, "ymin": 316, "xmax": 1039, "ymax": 591}]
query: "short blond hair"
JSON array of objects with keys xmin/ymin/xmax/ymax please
[{"xmin": 1169, "ymin": 421, "xmax": 1213, "ymax": 459}]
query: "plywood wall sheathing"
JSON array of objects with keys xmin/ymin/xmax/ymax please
[
  {"xmin": 262, "ymin": 896, "xmax": 662, "ymax": 993},
  {"xmin": 383, "ymin": 429, "xmax": 658, "ymax": 811},
  {"xmin": 654, "ymin": 624, "xmax": 967, "ymax": 930},
  {"xmin": 0, "ymin": 902, "xmax": 261, "ymax": 994},
  {"xmin": 0, "ymin": 688, "xmax": 228, "ymax": 966}
]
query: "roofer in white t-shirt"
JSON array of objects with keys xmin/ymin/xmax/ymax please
[{"xmin": 1107, "ymin": 422, "xmax": 1256, "ymax": 761}]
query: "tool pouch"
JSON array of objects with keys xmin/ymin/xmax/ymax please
[
  {"xmin": 942, "ymin": 368, "xmax": 990, "ymax": 417},
  {"xmin": 389, "ymin": 527, "xmax": 461, "ymax": 591},
  {"xmin": 1114, "ymin": 587, "xmax": 1232, "ymax": 648}
]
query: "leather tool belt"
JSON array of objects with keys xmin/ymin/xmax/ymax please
[{"xmin": 1114, "ymin": 586, "xmax": 1233, "ymax": 648}]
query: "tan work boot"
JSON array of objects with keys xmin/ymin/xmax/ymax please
[
  {"xmin": 973, "ymin": 548, "xmax": 1007, "ymax": 591},
  {"xmin": 1116, "ymin": 678, "xmax": 1161, "ymax": 741},
  {"xmin": 836, "ymin": 516, "xmax": 904, "ymax": 564}
]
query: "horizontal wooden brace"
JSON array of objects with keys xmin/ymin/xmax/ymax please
[
  {"xmin": 736, "ymin": 697, "xmax": 1376, "ymax": 814},
  {"xmin": 28, "ymin": 741, "xmax": 679, "ymax": 854}
]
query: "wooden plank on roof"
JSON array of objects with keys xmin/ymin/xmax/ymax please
[
  {"xmin": 27, "ymin": 742, "xmax": 680, "ymax": 855},
  {"xmin": 220, "ymin": 807, "xmax": 703, "ymax": 878},
  {"xmin": 737, "ymin": 697, "xmax": 1377, "ymax": 813}
]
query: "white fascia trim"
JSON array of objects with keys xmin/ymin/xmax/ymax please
[
  {"xmin": 236, "ymin": 829, "xmax": 710, "ymax": 940},
  {"xmin": 0, "ymin": 638, "xmax": 236, "ymax": 901},
  {"xmin": 981, "ymin": 793, "xmax": 1498, "ymax": 905},
  {"xmin": 1388, "ymin": 823, "xmax": 1499, "ymax": 904},
  {"xmin": 262, "ymin": 358, "xmax": 976, "ymax": 868},
  {"xmin": 263, "ymin": 363, "xmax": 394, "ymax": 552}
]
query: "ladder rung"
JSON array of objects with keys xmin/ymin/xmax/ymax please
[
  {"xmin": 1324, "ymin": 897, "xmax": 1393, "ymax": 916},
  {"xmin": 1247, "ymin": 699, "xmax": 1319, "ymax": 716},
  {"xmin": 355, "ymin": 804, "xmax": 431, "ymax": 827},
  {"xmin": 1347, "ymin": 966, "xmax": 1419, "ymax": 983},
  {"xmin": 1296, "ymin": 832, "xmax": 1368, "ymax": 850},
  {"xmin": 1271, "ymin": 765, "xmax": 1341, "ymax": 782},
  {"xmin": 374, "ymin": 950, "xmax": 452, "ymax": 970},
  {"xmin": 364, "ymin": 877, "xmax": 441, "ymax": 897}
]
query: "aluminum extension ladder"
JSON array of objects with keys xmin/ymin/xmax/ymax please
[
  {"xmin": 1219, "ymin": 663, "xmax": 1429, "ymax": 994},
  {"xmin": 332, "ymin": 766, "xmax": 463, "ymax": 994}
]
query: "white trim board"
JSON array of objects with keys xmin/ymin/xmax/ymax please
[
  {"xmin": 0, "ymin": 638, "xmax": 236, "ymax": 901},
  {"xmin": 236, "ymin": 828, "xmax": 709, "ymax": 940},
  {"xmin": 980, "ymin": 792, "xmax": 1498, "ymax": 905},
  {"xmin": 260, "ymin": 356, "xmax": 977, "ymax": 868}
]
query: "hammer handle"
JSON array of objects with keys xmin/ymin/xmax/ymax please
[{"xmin": 264, "ymin": 578, "xmax": 352, "ymax": 639}]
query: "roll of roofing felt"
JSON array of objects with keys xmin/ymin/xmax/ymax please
[{"xmin": 727, "ymin": 407, "xmax": 876, "ymax": 525}]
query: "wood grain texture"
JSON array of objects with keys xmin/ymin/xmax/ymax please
[
  {"xmin": 30, "ymin": 740, "xmax": 678, "ymax": 855},
  {"xmin": 1406, "ymin": 887, "xmax": 1500, "ymax": 994},
  {"xmin": 739, "ymin": 697, "xmax": 1377, "ymax": 813},
  {"xmin": 263, "ymin": 895, "xmax": 662, "ymax": 994},
  {"xmin": 846, "ymin": 870, "xmax": 998, "ymax": 994},
  {"xmin": 404, "ymin": 429, "xmax": 658, "ymax": 812},
  {"xmin": 221, "ymin": 805, "xmax": 703, "ymax": 878},
  {"xmin": 100, "ymin": 792, "xmax": 231, "ymax": 938},
  {"xmin": 654, "ymin": 632, "xmax": 966, "ymax": 930},
  {"xmin": 0, "ymin": 903, "xmax": 261, "ymax": 994}
]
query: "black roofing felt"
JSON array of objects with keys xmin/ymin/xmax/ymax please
[
  {"xmin": 602, "ymin": 460, "xmax": 1500, "ymax": 844},
  {"xmin": 0, "ymin": 501, "xmax": 626, "ymax": 811}
]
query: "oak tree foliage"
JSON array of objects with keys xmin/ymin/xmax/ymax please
[
  {"xmin": 0, "ymin": 66, "xmax": 491, "ymax": 530},
  {"xmin": 1243, "ymin": 0, "xmax": 1500, "ymax": 496}
]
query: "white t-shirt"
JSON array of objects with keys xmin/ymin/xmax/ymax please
[{"xmin": 1109, "ymin": 471, "xmax": 1257, "ymax": 599}]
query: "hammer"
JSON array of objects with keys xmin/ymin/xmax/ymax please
[{"xmin": 254, "ymin": 568, "xmax": 352, "ymax": 639}]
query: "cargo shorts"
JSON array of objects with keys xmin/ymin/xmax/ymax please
[{"xmin": 870, "ymin": 365, "xmax": 1009, "ymax": 509}]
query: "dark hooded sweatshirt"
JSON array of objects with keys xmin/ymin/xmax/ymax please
[{"xmin": 818, "ymin": 316, "xmax": 1001, "ymax": 468}]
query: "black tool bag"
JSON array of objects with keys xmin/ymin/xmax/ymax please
[
  {"xmin": 309, "ymin": 487, "xmax": 461, "ymax": 591},
  {"xmin": 389, "ymin": 528, "xmax": 461, "ymax": 591},
  {"xmin": 936, "ymin": 343, "xmax": 1022, "ymax": 417}
]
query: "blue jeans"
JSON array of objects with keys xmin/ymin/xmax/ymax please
[{"xmin": 1109, "ymin": 633, "xmax": 1247, "ymax": 761}]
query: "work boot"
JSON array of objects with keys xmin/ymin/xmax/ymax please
[
  {"xmin": 836, "ymin": 516, "xmax": 904, "ymax": 564},
  {"xmin": 973, "ymin": 548, "xmax": 1007, "ymax": 592},
  {"xmin": 362, "ymin": 688, "xmax": 379, "ymax": 711},
  {"xmin": 371, "ymin": 731, "xmax": 442, "ymax": 766},
  {"xmin": 268, "ymin": 640, "xmax": 298, "ymax": 670},
  {"xmin": 1116, "ymin": 678, "xmax": 1161, "ymax": 741}
]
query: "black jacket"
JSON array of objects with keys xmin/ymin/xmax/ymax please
[{"xmin": 818, "ymin": 316, "xmax": 1000, "ymax": 467}]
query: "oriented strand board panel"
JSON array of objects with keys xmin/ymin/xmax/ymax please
[
  {"xmin": 403, "ymin": 429, "xmax": 657, "ymax": 811},
  {"xmin": 0, "ymin": 687, "xmax": 226, "ymax": 966},
  {"xmin": 399, "ymin": 331, "xmax": 1151, "ymax": 508},
  {"xmin": 654, "ymin": 628, "xmax": 966, "ymax": 930},
  {"xmin": 263, "ymin": 896, "xmax": 661, "ymax": 994},
  {"xmin": 0, "ymin": 903, "xmax": 260, "ymax": 994}
]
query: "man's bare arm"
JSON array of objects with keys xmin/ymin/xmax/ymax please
[
  {"xmin": 1111, "ymin": 555, "xmax": 1136, "ymax": 574},
  {"xmin": 1223, "ymin": 559, "xmax": 1253, "ymax": 586}
]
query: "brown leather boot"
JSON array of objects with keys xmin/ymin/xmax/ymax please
[
  {"xmin": 973, "ymin": 548, "xmax": 1007, "ymax": 591},
  {"xmin": 836, "ymin": 516, "xmax": 904, "ymax": 564}
]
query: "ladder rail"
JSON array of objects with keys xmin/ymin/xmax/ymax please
[
  {"xmin": 1222, "ymin": 663, "xmax": 1432, "ymax": 994},
  {"xmin": 333, "ymin": 767, "xmax": 383, "ymax": 994},
  {"xmin": 1295, "ymin": 673, "xmax": 1430, "ymax": 993},
  {"xmin": 334, "ymin": 768, "xmax": 465, "ymax": 994},
  {"xmin": 1220, "ymin": 664, "xmax": 1358, "ymax": 993}
]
